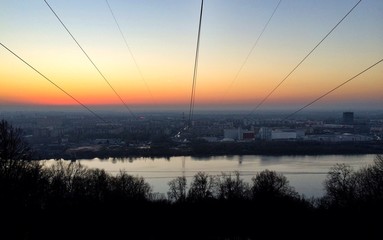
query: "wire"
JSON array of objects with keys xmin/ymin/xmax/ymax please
[
  {"xmin": 223, "ymin": 0, "xmax": 282, "ymax": 97},
  {"xmin": 283, "ymin": 58, "xmax": 383, "ymax": 120},
  {"xmin": 246, "ymin": 0, "xmax": 362, "ymax": 117},
  {"xmin": 188, "ymin": 0, "xmax": 204, "ymax": 127},
  {"xmin": 44, "ymin": 0, "xmax": 136, "ymax": 118},
  {"xmin": 0, "ymin": 42, "xmax": 109, "ymax": 123},
  {"xmin": 105, "ymin": 0, "xmax": 156, "ymax": 106}
]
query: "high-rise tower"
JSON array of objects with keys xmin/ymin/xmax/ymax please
[{"xmin": 343, "ymin": 112, "xmax": 354, "ymax": 124}]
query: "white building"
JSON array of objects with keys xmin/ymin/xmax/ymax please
[
  {"xmin": 258, "ymin": 128, "xmax": 303, "ymax": 141},
  {"xmin": 271, "ymin": 130, "xmax": 297, "ymax": 140}
]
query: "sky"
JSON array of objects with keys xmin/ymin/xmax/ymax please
[{"xmin": 1, "ymin": 0, "xmax": 382, "ymax": 114}]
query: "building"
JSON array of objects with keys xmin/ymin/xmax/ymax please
[
  {"xmin": 224, "ymin": 127, "xmax": 255, "ymax": 141},
  {"xmin": 258, "ymin": 128, "xmax": 305, "ymax": 141},
  {"xmin": 271, "ymin": 129, "xmax": 297, "ymax": 140},
  {"xmin": 304, "ymin": 133, "xmax": 373, "ymax": 142},
  {"xmin": 343, "ymin": 112, "xmax": 354, "ymax": 124},
  {"xmin": 258, "ymin": 127, "xmax": 272, "ymax": 140}
]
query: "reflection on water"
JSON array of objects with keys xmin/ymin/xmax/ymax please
[{"xmin": 46, "ymin": 154, "xmax": 376, "ymax": 198}]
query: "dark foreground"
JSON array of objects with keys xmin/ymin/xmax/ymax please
[{"xmin": 5, "ymin": 200, "xmax": 381, "ymax": 240}]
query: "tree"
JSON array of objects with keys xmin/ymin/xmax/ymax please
[
  {"xmin": 83, "ymin": 168, "xmax": 112, "ymax": 203},
  {"xmin": 353, "ymin": 166, "xmax": 380, "ymax": 203},
  {"xmin": 45, "ymin": 160, "xmax": 91, "ymax": 207},
  {"xmin": 320, "ymin": 155, "xmax": 383, "ymax": 210},
  {"xmin": 217, "ymin": 171, "xmax": 250, "ymax": 200},
  {"xmin": 187, "ymin": 172, "xmax": 218, "ymax": 202},
  {"xmin": 373, "ymin": 154, "xmax": 383, "ymax": 172},
  {"xmin": 0, "ymin": 119, "xmax": 46, "ymax": 210},
  {"xmin": 251, "ymin": 169, "xmax": 299, "ymax": 200},
  {"xmin": 323, "ymin": 163, "xmax": 356, "ymax": 208},
  {"xmin": 0, "ymin": 119, "xmax": 31, "ymax": 161},
  {"xmin": 357, "ymin": 154, "xmax": 383, "ymax": 206},
  {"xmin": 167, "ymin": 176, "xmax": 187, "ymax": 202},
  {"xmin": 111, "ymin": 170, "xmax": 152, "ymax": 202}
]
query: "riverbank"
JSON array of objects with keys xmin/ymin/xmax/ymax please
[{"xmin": 33, "ymin": 140, "xmax": 383, "ymax": 160}]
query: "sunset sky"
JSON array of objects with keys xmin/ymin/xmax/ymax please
[{"xmin": 1, "ymin": 0, "xmax": 382, "ymax": 114}]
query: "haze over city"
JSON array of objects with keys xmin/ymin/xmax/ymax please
[{"xmin": 1, "ymin": 0, "xmax": 382, "ymax": 115}]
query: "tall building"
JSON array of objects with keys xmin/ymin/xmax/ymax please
[{"xmin": 343, "ymin": 112, "xmax": 354, "ymax": 124}]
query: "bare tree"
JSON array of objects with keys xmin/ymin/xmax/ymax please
[
  {"xmin": 323, "ymin": 163, "xmax": 356, "ymax": 207},
  {"xmin": 373, "ymin": 154, "xmax": 383, "ymax": 172},
  {"xmin": 83, "ymin": 168, "xmax": 112, "ymax": 202},
  {"xmin": 321, "ymin": 155, "xmax": 383, "ymax": 209},
  {"xmin": 112, "ymin": 170, "xmax": 152, "ymax": 201},
  {"xmin": 251, "ymin": 169, "xmax": 299, "ymax": 200},
  {"xmin": 217, "ymin": 171, "xmax": 250, "ymax": 200},
  {"xmin": 167, "ymin": 176, "xmax": 187, "ymax": 202},
  {"xmin": 0, "ymin": 119, "xmax": 46, "ymax": 210},
  {"xmin": 0, "ymin": 119, "xmax": 33, "ymax": 179},
  {"xmin": 45, "ymin": 160, "xmax": 91, "ymax": 206},
  {"xmin": 0, "ymin": 119, "xmax": 31, "ymax": 161},
  {"xmin": 349, "ymin": 154, "xmax": 383, "ymax": 204},
  {"xmin": 187, "ymin": 172, "xmax": 218, "ymax": 202}
]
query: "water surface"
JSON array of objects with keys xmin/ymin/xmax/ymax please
[{"xmin": 50, "ymin": 154, "xmax": 377, "ymax": 198}]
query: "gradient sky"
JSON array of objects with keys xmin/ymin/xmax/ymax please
[{"xmin": 1, "ymin": 0, "xmax": 382, "ymax": 113}]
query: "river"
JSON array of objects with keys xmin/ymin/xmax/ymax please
[{"xmin": 48, "ymin": 154, "xmax": 378, "ymax": 198}]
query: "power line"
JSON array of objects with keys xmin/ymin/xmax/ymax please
[
  {"xmin": 188, "ymin": 0, "xmax": 204, "ymax": 127},
  {"xmin": 0, "ymin": 42, "xmax": 109, "ymax": 123},
  {"xmin": 105, "ymin": 0, "xmax": 156, "ymax": 106},
  {"xmin": 44, "ymin": 0, "xmax": 136, "ymax": 118},
  {"xmin": 283, "ymin": 58, "xmax": 383, "ymax": 120},
  {"xmin": 223, "ymin": 0, "xmax": 282, "ymax": 97},
  {"xmin": 246, "ymin": 0, "xmax": 362, "ymax": 117}
]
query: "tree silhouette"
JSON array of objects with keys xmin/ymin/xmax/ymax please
[
  {"xmin": 217, "ymin": 171, "xmax": 250, "ymax": 200},
  {"xmin": 0, "ymin": 119, "xmax": 46, "ymax": 209},
  {"xmin": 111, "ymin": 170, "xmax": 152, "ymax": 202},
  {"xmin": 323, "ymin": 163, "xmax": 356, "ymax": 208},
  {"xmin": 0, "ymin": 120, "xmax": 48, "ymax": 240},
  {"xmin": 0, "ymin": 119, "xmax": 31, "ymax": 161},
  {"xmin": 0, "ymin": 119, "xmax": 34, "ymax": 186},
  {"xmin": 167, "ymin": 176, "xmax": 187, "ymax": 202},
  {"xmin": 251, "ymin": 169, "xmax": 299, "ymax": 200},
  {"xmin": 45, "ymin": 160, "xmax": 91, "ymax": 207},
  {"xmin": 321, "ymin": 154, "xmax": 383, "ymax": 209},
  {"xmin": 187, "ymin": 172, "xmax": 217, "ymax": 202}
]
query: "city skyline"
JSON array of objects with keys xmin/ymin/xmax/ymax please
[{"xmin": 1, "ymin": 0, "xmax": 382, "ymax": 114}]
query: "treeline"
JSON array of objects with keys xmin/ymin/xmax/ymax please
[
  {"xmin": 1, "ymin": 119, "xmax": 382, "ymax": 239},
  {"xmin": 190, "ymin": 140, "xmax": 383, "ymax": 156},
  {"xmin": 35, "ymin": 140, "xmax": 383, "ymax": 160},
  {"xmin": 1, "ymin": 156, "xmax": 383, "ymax": 239}
]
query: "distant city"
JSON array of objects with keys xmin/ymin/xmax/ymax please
[{"xmin": 1, "ymin": 109, "xmax": 383, "ymax": 159}]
